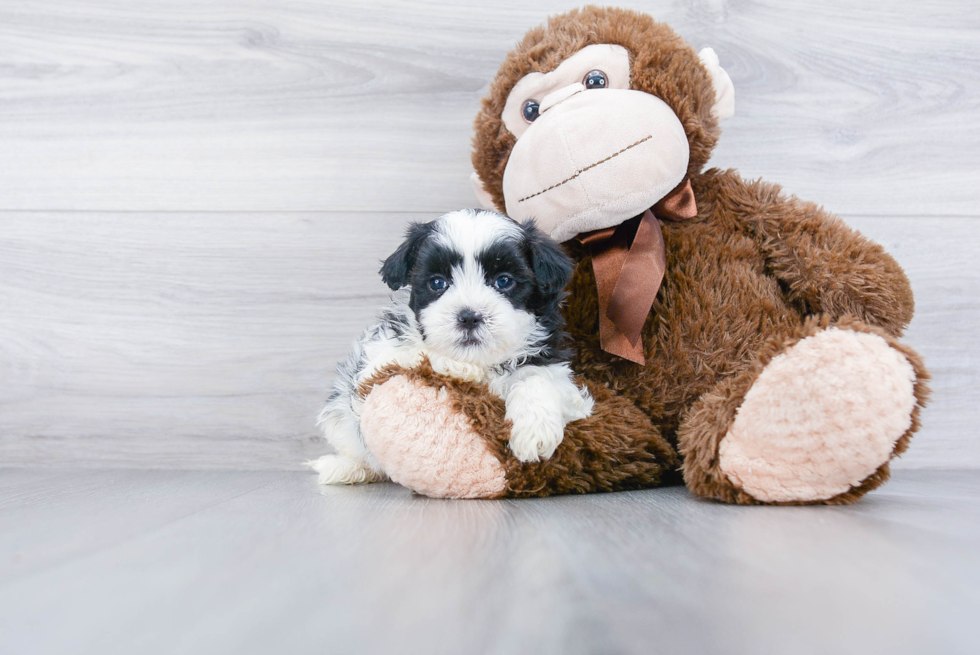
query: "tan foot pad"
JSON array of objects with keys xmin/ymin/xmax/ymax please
[
  {"xmin": 361, "ymin": 376, "xmax": 507, "ymax": 499},
  {"xmin": 719, "ymin": 328, "xmax": 917, "ymax": 503}
]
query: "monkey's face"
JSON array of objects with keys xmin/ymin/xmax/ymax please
[
  {"xmin": 471, "ymin": 9, "xmax": 735, "ymax": 243},
  {"xmin": 500, "ymin": 44, "xmax": 691, "ymax": 243}
]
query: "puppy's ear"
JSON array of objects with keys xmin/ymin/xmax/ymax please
[
  {"xmin": 521, "ymin": 219, "xmax": 574, "ymax": 296},
  {"xmin": 380, "ymin": 221, "xmax": 434, "ymax": 290}
]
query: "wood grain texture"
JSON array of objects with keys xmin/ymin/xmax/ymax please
[
  {"xmin": 0, "ymin": 212, "xmax": 413, "ymax": 469},
  {"xmin": 0, "ymin": 0, "xmax": 977, "ymax": 214},
  {"xmin": 1, "ymin": 469, "xmax": 978, "ymax": 655},
  {"xmin": 0, "ymin": 212, "xmax": 975, "ymax": 469},
  {"xmin": 845, "ymin": 216, "xmax": 980, "ymax": 469},
  {"xmin": 1, "ymin": 1, "xmax": 977, "ymax": 470}
]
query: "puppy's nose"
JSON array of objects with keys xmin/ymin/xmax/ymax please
[{"xmin": 457, "ymin": 309, "xmax": 484, "ymax": 331}]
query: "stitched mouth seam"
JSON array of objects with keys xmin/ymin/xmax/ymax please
[{"xmin": 517, "ymin": 134, "xmax": 654, "ymax": 203}]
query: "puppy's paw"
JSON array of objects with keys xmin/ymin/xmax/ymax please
[
  {"xmin": 306, "ymin": 454, "xmax": 387, "ymax": 485},
  {"xmin": 508, "ymin": 414, "xmax": 564, "ymax": 463},
  {"xmin": 564, "ymin": 384, "xmax": 595, "ymax": 423}
]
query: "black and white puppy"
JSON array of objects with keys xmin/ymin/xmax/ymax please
[{"xmin": 310, "ymin": 209, "xmax": 594, "ymax": 485}]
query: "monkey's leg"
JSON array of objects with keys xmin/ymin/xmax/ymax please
[
  {"xmin": 358, "ymin": 362, "xmax": 678, "ymax": 499},
  {"xmin": 678, "ymin": 316, "xmax": 929, "ymax": 505}
]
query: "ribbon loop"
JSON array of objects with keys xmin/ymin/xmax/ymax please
[{"xmin": 575, "ymin": 179, "xmax": 697, "ymax": 364}]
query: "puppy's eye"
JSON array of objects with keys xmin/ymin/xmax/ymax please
[
  {"xmin": 493, "ymin": 274, "xmax": 515, "ymax": 291},
  {"xmin": 521, "ymin": 100, "xmax": 540, "ymax": 123},
  {"xmin": 427, "ymin": 276, "xmax": 448, "ymax": 292},
  {"xmin": 583, "ymin": 70, "xmax": 607, "ymax": 89}
]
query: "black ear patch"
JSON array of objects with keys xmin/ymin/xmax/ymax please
[
  {"xmin": 380, "ymin": 221, "xmax": 437, "ymax": 290},
  {"xmin": 520, "ymin": 219, "xmax": 574, "ymax": 297}
]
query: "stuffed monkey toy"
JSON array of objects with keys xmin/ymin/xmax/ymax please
[{"xmin": 355, "ymin": 6, "xmax": 929, "ymax": 504}]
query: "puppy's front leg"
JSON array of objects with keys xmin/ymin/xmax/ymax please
[{"xmin": 492, "ymin": 364, "xmax": 594, "ymax": 463}]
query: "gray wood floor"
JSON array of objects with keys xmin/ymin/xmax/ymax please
[{"xmin": 1, "ymin": 468, "xmax": 978, "ymax": 655}]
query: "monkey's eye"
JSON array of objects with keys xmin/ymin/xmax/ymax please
[
  {"xmin": 492, "ymin": 274, "xmax": 515, "ymax": 291},
  {"xmin": 521, "ymin": 100, "xmax": 540, "ymax": 123},
  {"xmin": 583, "ymin": 70, "xmax": 608, "ymax": 89},
  {"xmin": 427, "ymin": 276, "xmax": 449, "ymax": 292}
]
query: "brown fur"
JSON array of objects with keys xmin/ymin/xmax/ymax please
[
  {"xmin": 561, "ymin": 170, "xmax": 919, "ymax": 448},
  {"xmin": 472, "ymin": 6, "xmax": 720, "ymax": 212},
  {"xmin": 363, "ymin": 360, "xmax": 678, "ymax": 498},
  {"xmin": 463, "ymin": 7, "xmax": 929, "ymax": 504},
  {"xmin": 358, "ymin": 7, "xmax": 928, "ymax": 504},
  {"xmin": 561, "ymin": 168, "xmax": 928, "ymax": 504},
  {"xmin": 677, "ymin": 315, "xmax": 930, "ymax": 505}
]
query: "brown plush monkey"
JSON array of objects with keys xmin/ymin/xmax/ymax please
[{"xmin": 356, "ymin": 6, "xmax": 929, "ymax": 504}]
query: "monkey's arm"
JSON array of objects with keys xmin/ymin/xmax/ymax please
[
  {"xmin": 704, "ymin": 170, "xmax": 915, "ymax": 336},
  {"xmin": 357, "ymin": 360, "xmax": 678, "ymax": 498}
]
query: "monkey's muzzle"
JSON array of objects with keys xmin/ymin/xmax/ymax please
[{"xmin": 502, "ymin": 89, "xmax": 690, "ymax": 243}]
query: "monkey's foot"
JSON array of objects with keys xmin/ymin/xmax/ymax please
[
  {"xmin": 721, "ymin": 327, "xmax": 918, "ymax": 502},
  {"xmin": 360, "ymin": 375, "xmax": 508, "ymax": 499},
  {"xmin": 681, "ymin": 319, "xmax": 929, "ymax": 505}
]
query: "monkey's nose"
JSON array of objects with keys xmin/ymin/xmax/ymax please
[
  {"xmin": 457, "ymin": 309, "xmax": 484, "ymax": 331},
  {"xmin": 540, "ymin": 82, "xmax": 585, "ymax": 114}
]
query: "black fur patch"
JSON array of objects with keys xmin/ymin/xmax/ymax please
[
  {"xmin": 473, "ymin": 220, "xmax": 574, "ymax": 365},
  {"xmin": 407, "ymin": 240, "xmax": 463, "ymax": 322},
  {"xmin": 380, "ymin": 221, "xmax": 438, "ymax": 291},
  {"xmin": 519, "ymin": 220, "xmax": 575, "ymax": 365},
  {"xmin": 477, "ymin": 241, "xmax": 535, "ymax": 310}
]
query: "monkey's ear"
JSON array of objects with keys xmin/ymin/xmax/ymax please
[
  {"xmin": 698, "ymin": 48, "xmax": 735, "ymax": 122},
  {"xmin": 380, "ymin": 221, "xmax": 434, "ymax": 290},
  {"xmin": 521, "ymin": 220, "xmax": 574, "ymax": 296},
  {"xmin": 470, "ymin": 171, "xmax": 499, "ymax": 211}
]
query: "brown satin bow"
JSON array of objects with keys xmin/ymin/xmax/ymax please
[{"xmin": 576, "ymin": 179, "xmax": 698, "ymax": 365}]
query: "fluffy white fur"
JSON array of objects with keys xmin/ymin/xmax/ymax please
[
  {"xmin": 417, "ymin": 257, "xmax": 548, "ymax": 367},
  {"xmin": 310, "ymin": 210, "xmax": 592, "ymax": 485},
  {"xmin": 489, "ymin": 363, "xmax": 593, "ymax": 462}
]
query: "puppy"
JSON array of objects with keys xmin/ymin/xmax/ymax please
[{"xmin": 309, "ymin": 209, "xmax": 594, "ymax": 485}]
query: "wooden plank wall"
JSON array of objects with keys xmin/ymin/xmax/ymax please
[{"xmin": 1, "ymin": 0, "xmax": 977, "ymax": 469}]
